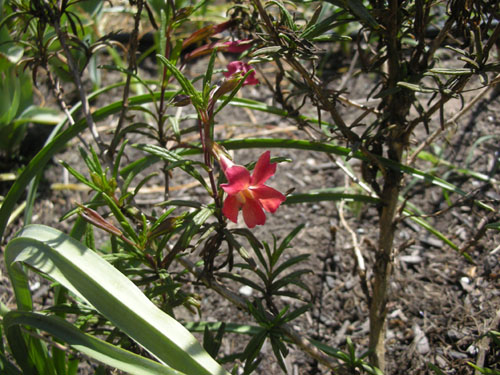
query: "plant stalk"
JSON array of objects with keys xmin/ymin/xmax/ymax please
[{"xmin": 368, "ymin": 0, "xmax": 407, "ymax": 369}]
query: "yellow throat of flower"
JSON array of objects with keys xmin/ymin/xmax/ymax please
[{"xmin": 236, "ymin": 188, "xmax": 254, "ymax": 204}]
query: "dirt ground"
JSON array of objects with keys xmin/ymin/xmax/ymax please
[{"xmin": 1, "ymin": 47, "xmax": 499, "ymax": 375}]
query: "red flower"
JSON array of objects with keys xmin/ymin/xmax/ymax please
[
  {"xmin": 223, "ymin": 61, "xmax": 259, "ymax": 86},
  {"xmin": 222, "ymin": 39, "xmax": 253, "ymax": 53},
  {"xmin": 220, "ymin": 151, "xmax": 286, "ymax": 228},
  {"xmin": 182, "ymin": 20, "xmax": 235, "ymax": 50},
  {"xmin": 184, "ymin": 39, "xmax": 253, "ymax": 61}
]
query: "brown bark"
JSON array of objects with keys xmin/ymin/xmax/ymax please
[
  {"xmin": 368, "ymin": 0, "xmax": 407, "ymax": 369},
  {"xmin": 369, "ymin": 166, "xmax": 402, "ymax": 370}
]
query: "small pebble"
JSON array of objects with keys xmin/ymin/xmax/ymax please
[
  {"xmin": 344, "ymin": 278, "xmax": 355, "ymax": 290},
  {"xmin": 421, "ymin": 237, "xmax": 444, "ymax": 248},
  {"xmin": 400, "ymin": 255, "xmax": 423, "ymax": 264},
  {"xmin": 239, "ymin": 285, "xmax": 253, "ymax": 297},
  {"xmin": 306, "ymin": 158, "xmax": 316, "ymax": 166},
  {"xmin": 326, "ymin": 275, "xmax": 335, "ymax": 288},
  {"xmin": 413, "ymin": 324, "xmax": 430, "ymax": 355},
  {"xmin": 450, "ymin": 350, "xmax": 468, "ymax": 359},
  {"xmin": 467, "ymin": 345, "xmax": 478, "ymax": 355},
  {"xmin": 460, "ymin": 276, "xmax": 473, "ymax": 292},
  {"xmin": 435, "ymin": 354, "xmax": 447, "ymax": 368},
  {"xmin": 29, "ymin": 281, "xmax": 41, "ymax": 292}
]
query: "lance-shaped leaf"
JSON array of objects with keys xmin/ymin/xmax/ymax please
[{"xmin": 156, "ymin": 55, "xmax": 202, "ymax": 107}]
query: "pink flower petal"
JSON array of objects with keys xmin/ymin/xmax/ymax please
[
  {"xmin": 223, "ymin": 61, "xmax": 243, "ymax": 78},
  {"xmin": 212, "ymin": 20, "xmax": 234, "ymax": 35},
  {"xmin": 251, "ymin": 185, "xmax": 286, "ymax": 213},
  {"xmin": 221, "ymin": 165, "xmax": 250, "ymax": 195},
  {"xmin": 182, "ymin": 20, "xmax": 234, "ymax": 50},
  {"xmin": 243, "ymin": 74, "xmax": 259, "ymax": 86},
  {"xmin": 241, "ymin": 197, "xmax": 266, "ymax": 228},
  {"xmin": 223, "ymin": 39, "xmax": 253, "ymax": 53},
  {"xmin": 218, "ymin": 154, "xmax": 234, "ymax": 174},
  {"xmin": 250, "ymin": 151, "xmax": 276, "ymax": 187},
  {"xmin": 223, "ymin": 61, "xmax": 259, "ymax": 86},
  {"xmin": 222, "ymin": 195, "xmax": 241, "ymax": 223}
]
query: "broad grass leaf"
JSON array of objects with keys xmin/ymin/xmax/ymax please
[
  {"xmin": 3, "ymin": 311, "xmax": 186, "ymax": 375},
  {"xmin": 4, "ymin": 225, "xmax": 230, "ymax": 375}
]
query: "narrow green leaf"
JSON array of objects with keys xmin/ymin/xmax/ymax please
[
  {"xmin": 284, "ymin": 192, "xmax": 379, "ymax": 205},
  {"xmin": 156, "ymin": 55, "xmax": 202, "ymax": 107},
  {"xmin": 159, "ymin": 10, "xmax": 167, "ymax": 66},
  {"xmin": 271, "ymin": 255, "xmax": 310, "ymax": 281},
  {"xmin": 185, "ymin": 322, "xmax": 263, "ymax": 336},
  {"xmin": 214, "ymin": 70, "xmax": 254, "ymax": 116},
  {"xmin": 5, "ymin": 325, "xmax": 37, "ymax": 375},
  {"xmin": 203, "ymin": 49, "xmax": 217, "ymax": 102},
  {"xmin": 0, "ymin": 69, "xmax": 21, "ymax": 125},
  {"xmin": 324, "ymin": 0, "xmax": 379, "ymax": 29},
  {"xmin": 218, "ymin": 272, "xmax": 265, "ymax": 294},
  {"xmin": 158, "ymin": 200, "xmax": 203, "ymax": 209},
  {"xmin": 202, "ymin": 323, "xmax": 224, "ymax": 359},
  {"xmin": 271, "ymin": 269, "xmax": 311, "ymax": 292},
  {"xmin": 59, "ymin": 160, "xmax": 100, "ymax": 191},
  {"xmin": 274, "ymin": 224, "xmax": 305, "ymax": 266},
  {"xmin": 135, "ymin": 143, "xmax": 211, "ymax": 193},
  {"xmin": 397, "ymin": 82, "xmax": 435, "ymax": 93},
  {"xmin": 405, "ymin": 214, "xmax": 471, "ymax": 261},
  {"xmin": 300, "ymin": 13, "xmax": 342, "ymax": 40},
  {"xmin": 345, "ymin": 0, "xmax": 379, "ymax": 28},
  {"xmin": 100, "ymin": 193, "xmax": 139, "ymax": 243},
  {"xmin": 233, "ymin": 262, "xmax": 268, "ymax": 285},
  {"xmin": 486, "ymin": 222, "xmax": 500, "ymax": 231},
  {"xmin": 270, "ymin": 335, "xmax": 288, "ymax": 372},
  {"xmin": 429, "ymin": 68, "xmax": 475, "ymax": 75},
  {"xmin": 121, "ymin": 155, "xmax": 161, "ymax": 193},
  {"xmin": 242, "ymin": 330, "xmax": 267, "ymax": 373},
  {"xmin": 417, "ymin": 150, "xmax": 498, "ymax": 184},
  {"xmin": 268, "ymin": 0, "xmax": 295, "ymax": 30},
  {"xmin": 113, "ymin": 141, "xmax": 128, "ymax": 181},
  {"xmin": 428, "ymin": 362, "xmax": 447, "ymax": 375},
  {"xmin": 223, "ymin": 230, "xmax": 258, "ymax": 270},
  {"xmin": 251, "ymin": 46, "xmax": 283, "ymax": 56}
]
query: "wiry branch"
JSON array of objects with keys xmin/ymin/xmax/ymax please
[{"xmin": 51, "ymin": 15, "xmax": 106, "ymax": 154}]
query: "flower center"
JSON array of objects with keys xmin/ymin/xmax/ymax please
[{"xmin": 236, "ymin": 189, "xmax": 254, "ymax": 204}]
